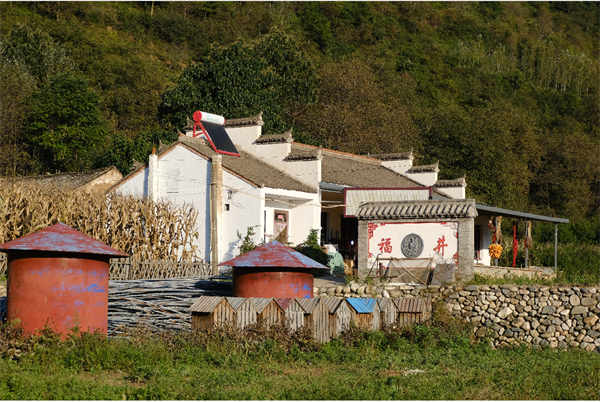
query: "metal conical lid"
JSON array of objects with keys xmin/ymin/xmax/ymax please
[
  {"xmin": 0, "ymin": 222, "xmax": 128, "ymax": 257},
  {"xmin": 219, "ymin": 240, "xmax": 328, "ymax": 269}
]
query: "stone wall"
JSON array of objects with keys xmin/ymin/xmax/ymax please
[{"xmin": 314, "ymin": 282, "xmax": 600, "ymax": 352}]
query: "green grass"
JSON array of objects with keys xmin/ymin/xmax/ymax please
[{"xmin": 1, "ymin": 318, "xmax": 598, "ymax": 400}]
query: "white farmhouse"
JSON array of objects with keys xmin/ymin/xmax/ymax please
[{"xmin": 110, "ymin": 111, "xmax": 568, "ymax": 282}]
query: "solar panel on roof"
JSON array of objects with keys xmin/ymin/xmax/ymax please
[{"xmin": 197, "ymin": 121, "xmax": 240, "ymax": 156}]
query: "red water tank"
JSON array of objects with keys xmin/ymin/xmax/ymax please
[
  {"xmin": 220, "ymin": 241, "xmax": 328, "ymax": 299},
  {"xmin": 0, "ymin": 223, "xmax": 128, "ymax": 336}
]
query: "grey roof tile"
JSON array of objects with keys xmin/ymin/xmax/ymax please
[{"xmin": 356, "ymin": 199, "xmax": 477, "ymax": 219}]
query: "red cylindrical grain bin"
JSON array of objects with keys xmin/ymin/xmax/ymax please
[
  {"xmin": 219, "ymin": 240, "xmax": 328, "ymax": 299},
  {"xmin": 0, "ymin": 223, "xmax": 128, "ymax": 336}
]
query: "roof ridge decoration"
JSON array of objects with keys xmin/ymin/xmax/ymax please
[
  {"xmin": 356, "ymin": 199, "xmax": 478, "ymax": 220},
  {"xmin": 131, "ymin": 159, "xmax": 145, "ymax": 172},
  {"xmin": 407, "ymin": 161, "xmax": 439, "ymax": 173},
  {"xmin": 368, "ymin": 151, "xmax": 414, "ymax": 161},
  {"xmin": 157, "ymin": 140, "xmax": 170, "ymax": 154},
  {"xmin": 434, "ymin": 176, "xmax": 467, "ymax": 188},
  {"xmin": 224, "ymin": 112, "xmax": 264, "ymax": 127},
  {"xmin": 286, "ymin": 145, "xmax": 322, "ymax": 161},
  {"xmin": 255, "ymin": 128, "xmax": 293, "ymax": 144},
  {"xmin": 291, "ymin": 143, "xmax": 381, "ymax": 164}
]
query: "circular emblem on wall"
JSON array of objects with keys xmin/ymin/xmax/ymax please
[{"xmin": 401, "ymin": 233, "xmax": 424, "ymax": 258}]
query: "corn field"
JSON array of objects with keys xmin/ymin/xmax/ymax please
[{"xmin": 0, "ymin": 182, "xmax": 199, "ymax": 262}]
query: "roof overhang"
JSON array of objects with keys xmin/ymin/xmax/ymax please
[{"xmin": 475, "ymin": 204, "xmax": 569, "ymax": 223}]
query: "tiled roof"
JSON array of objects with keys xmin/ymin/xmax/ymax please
[
  {"xmin": 224, "ymin": 112, "xmax": 264, "ymax": 127},
  {"xmin": 356, "ymin": 199, "xmax": 477, "ymax": 219},
  {"xmin": 369, "ymin": 151, "xmax": 413, "ymax": 161},
  {"xmin": 407, "ymin": 162, "xmax": 439, "ymax": 173},
  {"xmin": 255, "ymin": 129, "xmax": 293, "ymax": 144},
  {"xmin": 286, "ymin": 146, "xmax": 321, "ymax": 161},
  {"xmin": 1, "ymin": 166, "xmax": 119, "ymax": 190},
  {"xmin": 116, "ymin": 136, "xmax": 318, "ymax": 194},
  {"xmin": 290, "ymin": 144, "xmax": 447, "ymax": 197},
  {"xmin": 177, "ymin": 136, "xmax": 317, "ymax": 193},
  {"xmin": 434, "ymin": 176, "xmax": 466, "ymax": 188}
]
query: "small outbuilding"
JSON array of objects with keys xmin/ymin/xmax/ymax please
[
  {"xmin": 249, "ymin": 298, "xmax": 284, "ymax": 330},
  {"xmin": 378, "ymin": 298, "xmax": 399, "ymax": 327},
  {"xmin": 190, "ymin": 296, "xmax": 237, "ymax": 331},
  {"xmin": 394, "ymin": 297, "xmax": 432, "ymax": 327},
  {"xmin": 346, "ymin": 298, "xmax": 380, "ymax": 330},
  {"xmin": 226, "ymin": 296, "xmax": 257, "ymax": 329},
  {"xmin": 274, "ymin": 298, "xmax": 304, "ymax": 330},
  {"xmin": 322, "ymin": 297, "xmax": 352, "ymax": 339},
  {"xmin": 297, "ymin": 298, "xmax": 329, "ymax": 343},
  {"xmin": 220, "ymin": 240, "xmax": 328, "ymax": 299}
]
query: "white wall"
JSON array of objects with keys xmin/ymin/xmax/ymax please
[
  {"xmin": 367, "ymin": 221, "xmax": 460, "ymax": 269},
  {"xmin": 226, "ymin": 125, "xmax": 262, "ymax": 149},
  {"xmin": 262, "ymin": 188, "xmax": 321, "ymax": 246},
  {"xmin": 381, "ymin": 159, "xmax": 413, "ymax": 174},
  {"xmin": 220, "ymin": 171, "xmax": 263, "ymax": 261},
  {"xmin": 436, "ymin": 187, "xmax": 466, "ymax": 199},
  {"xmin": 113, "ymin": 144, "xmax": 322, "ymax": 263},
  {"xmin": 404, "ymin": 171, "xmax": 438, "ymax": 186}
]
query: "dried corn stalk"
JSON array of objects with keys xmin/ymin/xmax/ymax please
[{"xmin": 0, "ymin": 182, "xmax": 199, "ymax": 262}]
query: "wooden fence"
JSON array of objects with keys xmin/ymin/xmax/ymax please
[
  {"xmin": 109, "ymin": 258, "xmax": 212, "ymax": 280},
  {"xmin": 0, "ymin": 253, "xmax": 211, "ymax": 280}
]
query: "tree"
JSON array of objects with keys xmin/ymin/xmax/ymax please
[
  {"xmin": 294, "ymin": 57, "xmax": 417, "ymax": 154},
  {"xmin": 0, "ymin": 24, "xmax": 75, "ymax": 86},
  {"xmin": 25, "ymin": 74, "xmax": 109, "ymax": 173},
  {"xmin": 158, "ymin": 31, "xmax": 318, "ymax": 134},
  {"xmin": 0, "ymin": 62, "xmax": 36, "ymax": 176}
]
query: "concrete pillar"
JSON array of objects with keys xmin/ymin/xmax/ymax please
[
  {"xmin": 210, "ymin": 155, "xmax": 223, "ymax": 275},
  {"xmin": 148, "ymin": 148, "xmax": 159, "ymax": 202}
]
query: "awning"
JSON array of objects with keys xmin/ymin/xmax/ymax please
[{"xmin": 475, "ymin": 204, "xmax": 569, "ymax": 223}]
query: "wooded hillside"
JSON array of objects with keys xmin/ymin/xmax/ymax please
[{"xmin": 1, "ymin": 2, "xmax": 598, "ymax": 224}]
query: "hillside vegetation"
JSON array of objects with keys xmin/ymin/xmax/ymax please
[{"xmin": 1, "ymin": 2, "xmax": 598, "ymax": 227}]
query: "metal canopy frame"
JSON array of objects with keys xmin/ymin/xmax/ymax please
[{"xmin": 475, "ymin": 204, "xmax": 569, "ymax": 271}]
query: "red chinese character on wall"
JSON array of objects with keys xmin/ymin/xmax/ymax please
[
  {"xmin": 378, "ymin": 238, "xmax": 392, "ymax": 254},
  {"xmin": 433, "ymin": 235, "xmax": 448, "ymax": 256}
]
